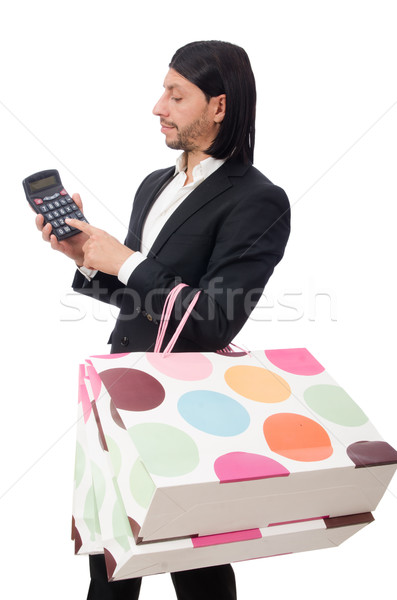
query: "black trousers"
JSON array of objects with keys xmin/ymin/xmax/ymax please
[{"xmin": 88, "ymin": 554, "xmax": 237, "ymax": 600}]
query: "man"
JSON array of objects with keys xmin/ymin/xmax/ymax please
[{"xmin": 37, "ymin": 40, "xmax": 290, "ymax": 600}]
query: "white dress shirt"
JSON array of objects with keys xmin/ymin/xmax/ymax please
[{"xmin": 79, "ymin": 153, "xmax": 225, "ymax": 284}]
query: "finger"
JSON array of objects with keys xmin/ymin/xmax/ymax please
[
  {"xmin": 50, "ymin": 234, "xmax": 63, "ymax": 252},
  {"xmin": 65, "ymin": 218, "xmax": 95, "ymax": 235},
  {"xmin": 41, "ymin": 222, "xmax": 53, "ymax": 242},
  {"xmin": 35, "ymin": 213, "xmax": 45, "ymax": 231},
  {"xmin": 72, "ymin": 193, "xmax": 83, "ymax": 210},
  {"xmin": 82, "ymin": 237, "xmax": 90, "ymax": 253}
]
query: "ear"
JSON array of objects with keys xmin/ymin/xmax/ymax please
[{"xmin": 212, "ymin": 94, "xmax": 226, "ymax": 124}]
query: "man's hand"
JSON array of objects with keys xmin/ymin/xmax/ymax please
[
  {"xmin": 35, "ymin": 193, "xmax": 89, "ymax": 266},
  {"xmin": 65, "ymin": 218, "xmax": 134, "ymax": 276}
]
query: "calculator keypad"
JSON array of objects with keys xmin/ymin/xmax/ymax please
[{"xmin": 38, "ymin": 190, "xmax": 88, "ymax": 239}]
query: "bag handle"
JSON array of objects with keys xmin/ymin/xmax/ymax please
[
  {"xmin": 154, "ymin": 283, "xmax": 201, "ymax": 355},
  {"xmin": 217, "ymin": 342, "xmax": 249, "ymax": 355},
  {"xmin": 154, "ymin": 283, "xmax": 249, "ymax": 356}
]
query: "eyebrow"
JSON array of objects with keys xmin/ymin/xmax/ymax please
[{"xmin": 164, "ymin": 83, "xmax": 185, "ymax": 92}]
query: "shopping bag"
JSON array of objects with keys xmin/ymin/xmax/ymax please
[
  {"xmin": 75, "ymin": 365, "xmax": 375, "ymax": 581},
  {"xmin": 72, "ymin": 284, "xmax": 397, "ymax": 579},
  {"xmin": 71, "ymin": 364, "xmax": 104, "ymax": 555}
]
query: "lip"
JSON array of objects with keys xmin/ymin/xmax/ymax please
[{"xmin": 161, "ymin": 125, "xmax": 175, "ymax": 134}]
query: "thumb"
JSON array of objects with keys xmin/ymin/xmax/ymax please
[{"xmin": 72, "ymin": 193, "xmax": 83, "ymax": 210}]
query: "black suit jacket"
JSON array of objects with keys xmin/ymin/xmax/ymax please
[{"xmin": 72, "ymin": 158, "xmax": 290, "ymax": 354}]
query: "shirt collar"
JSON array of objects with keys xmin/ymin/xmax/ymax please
[{"xmin": 175, "ymin": 152, "xmax": 225, "ymax": 183}]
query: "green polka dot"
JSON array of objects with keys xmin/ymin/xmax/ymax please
[
  {"xmin": 112, "ymin": 500, "xmax": 132, "ymax": 551},
  {"xmin": 112, "ymin": 478, "xmax": 134, "ymax": 551},
  {"xmin": 105, "ymin": 435, "xmax": 122, "ymax": 477},
  {"xmin": 83, "ymin": 485, "xmax": 100, "ymax": 539},
  {"xmin": 90, "ymin": 461, "xmax": 106, "ymax": 511},
  {"xmin": 128, "ymin": 423, "xmax": 199, "ymax": 477},
  {"xmin": 74, "ymin": 441, "xmax": 85, "ymax": 488},
  {"xmin": 304, "ymin": 384, "xmax": 368, "ymax": 426},
  {"xmin": 129, "ymin": 459, "xmax": 156, "ymax": 508}
]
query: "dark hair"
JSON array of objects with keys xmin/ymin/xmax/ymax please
[{"xmin": 169, "ymin": 41, "xmax": 256, "ymax": 164}]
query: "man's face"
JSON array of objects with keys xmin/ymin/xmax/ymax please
[{"xmin": 153, "ymin": 68, "xmax": 224, "ymax": 154}]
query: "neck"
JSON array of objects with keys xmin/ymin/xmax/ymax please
[{"xmin": 184, "ymin": 150, "xmax": 210, "ymax": 184}]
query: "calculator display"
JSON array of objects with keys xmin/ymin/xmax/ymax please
[{"xmin": 29, "ymin": 175, "xmax": 58, "ymax": 193}]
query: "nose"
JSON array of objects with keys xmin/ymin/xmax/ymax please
[{"xmin": 152, "ymin": 91, "xmax": 169, "ymax": 117}]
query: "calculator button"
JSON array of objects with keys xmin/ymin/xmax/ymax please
[
  {"xmin": 34, "ymin": 198, "xmax": 43, "ymax": 205},
  {"xmin": 71, "ymin": 203, "xmax": 79, "ymax": 210},
  {"xmin": 60, "ymin": 199, "xmax": 68, "ymax": 206},
  {"xmin": 65, "ymin": 206, "xmax": 73, "ymax": 213},
  {"xmin": 52, "ymin": 210, "xmax": 60, "ymax": 218},
  {"xmin": 47, "ymin": 202, "xmax": 55, "ymax": 210},
  {"xmin": 59, "ymin": 208, "xmax": 66, "ymax": 215},
  {"xmin": 65, "ymin": 197, "xmax": 73, "ymax": 204},
  {"xmin": 52, "ymin": 220, "xmax": 60, "ymax": 228},
  {"xmin": 75, "ymin": 210, "xmax": 83, "ymax": 218},
  {"xmin": 58, "ymin": 217, "xmax": 65, "ymax": 225},
  {"xmin": 63, "ymin": 226, "xmax": 71, "ymax": 233},
  {"xmin": 53, "ymin": 200, "xmax": 61, "ymax": 208},
  {"xmin": 43, "ymin": 192, "xmax": 60, "ymax": 201},
  {"xmin": 60, "ymin": 189, "xmax": 67, "ymax": 195},
  {"xmin": 47, "ymin": 212, "xmax": 54, "ymax": 220},
  {"xmin": 40, "ymin": 205, "xmax": 48, "ymax": 213},
  {"xmin": 57, "ymin": 228, "xmax": 65, "ymax": 236}
]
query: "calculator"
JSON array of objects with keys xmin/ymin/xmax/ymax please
[{"xmin": 23, "ymin": 169, "xmax": 88, "ymax": 240}]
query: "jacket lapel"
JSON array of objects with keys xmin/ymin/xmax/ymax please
[
  {"xmin": 126, "ymin": 166, "xmax": 175, "ymax": 251},
  {"xmin": 148, "ymin": 159, "xmax": 250, "ymax": 258}
]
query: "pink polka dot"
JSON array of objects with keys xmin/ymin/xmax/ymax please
[
  {"xmin": 192, "ymin": 528, "xmax": 262, "ymax": 548},
  {"xmin": 147, "ymin": 352, "xmax": 213, "ymax": 380},
  {"xmin": 87, "ymin": 365, "xmax": 102, "ymax": 401},
  {"xmin": 214, "ymin": 452, "xmax": 290, "ymax": 483},
  {"xmin": 90, "ymin": 353, "xmax": 131, "ymax": 359},
  {"xmin": 78, "ymin": 365, "xmax": 91, "ymax": 423},
  {"xmin": 265, "ymin": 348, "xmax": 325, "ymax": 376}
]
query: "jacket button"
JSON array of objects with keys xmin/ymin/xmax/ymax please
[
  {"xmin": 146, "ymin": 314, "xmax": 153, "ymax": 322},
  {"xmin": 120, "ymin": 336, "xmax": 129, "ymax": 347}
]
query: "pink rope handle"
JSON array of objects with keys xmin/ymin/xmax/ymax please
[
  {"xmin": 216, "ymin": 342, "xmax": 250, "ymax": 356},
  {"xmin": 154, "ymin": 283, "xmax": 201, "ymax": 355},
  {"xmin": 154, "ymin": 284, "xmax": 250, "ymax": 356},
  {"xmin": 162, "ymin": 290, "xmax": 201, "ymax": 355}
]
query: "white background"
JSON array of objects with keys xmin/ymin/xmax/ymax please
[{"xmin": 0, "ymin": 1, "xmax": 396, "ymax": 598}]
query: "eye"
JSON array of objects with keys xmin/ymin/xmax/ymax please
[{"xmin": 171, "ymin": 97, "xmax": 182, "ymax": 102}]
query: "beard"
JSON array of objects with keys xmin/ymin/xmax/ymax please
[{"xmin": 164, "ymin": 111, "xmax": 211, "ymax": 152}]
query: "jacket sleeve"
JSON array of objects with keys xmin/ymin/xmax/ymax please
[
  {"xmin": 124, "ymin": 183, "xmax": 290, "ymax": 351},
  {"xmin": 72, "ymin": 269, "xmax": 126, "ymax": 309}
]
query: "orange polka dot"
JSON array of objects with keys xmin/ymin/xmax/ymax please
[
  {"xmin": 263, "ymin": 413, "xmax": 333, "ymax": 462},
  {"xmin": 224, "ymin": 365, "xmax": 291, "ymax": 403}
]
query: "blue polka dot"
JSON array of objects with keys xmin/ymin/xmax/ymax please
[{"xmin": 178, "ymin": 390, "xmax": 250, "ymax": 436}]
